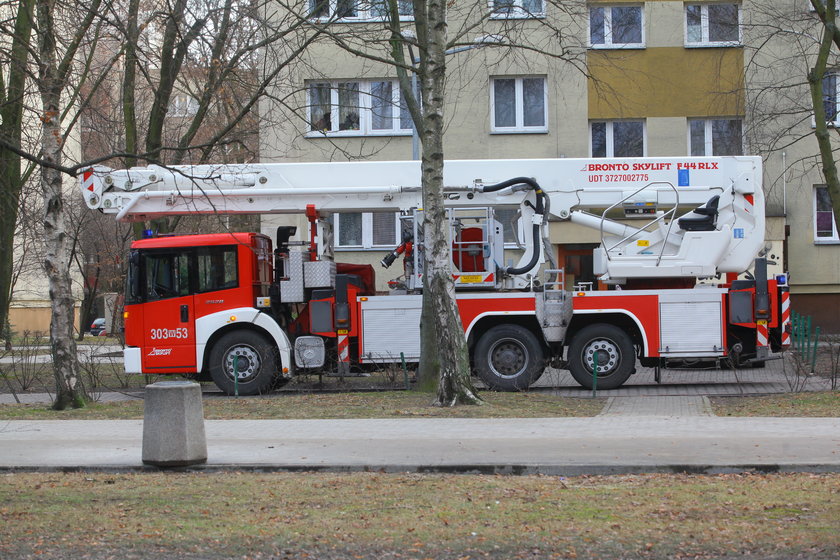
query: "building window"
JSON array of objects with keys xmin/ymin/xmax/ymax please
[
  {"xmin": 168, "ymin": 94, "xmax": 199, "ymax": 117},
  {"xmin": 689, "ymin": 118, "xmax": 743, "ymax": 155},
  {"xmin": 335, "ymin": 212, "xmax": 399, "ymax": 248},
  {"xmin": 815, "ymin": 186, "xmax": 839, "ymax": 243},
  {"xmin": 307, "ymin": 80, "xmax": 412, "ymax": 136},
  {"xmin": 490, "ymin": 0, "xmax": 544, "ymax": 18},
  {"xmin": 590, "ymin": 120, "xmax": 645, "ymax": 157},
  {"xmin": 491, "ymin": 77, "xmax": 547, "ymax": 133},
  {"xmin": 309, "ymin": 0, "xmax": 412, "ymax": 20},
  {"xmin": 822, "ymin": 72, "xmax": 839, "ymax": 125},
  {"xmin": 685, "ymin": 3, "xmax": 741, "ymax": 46},
  {"xmin": 589, "ymin": 5, "xmax": 644, "ymax": 48}
]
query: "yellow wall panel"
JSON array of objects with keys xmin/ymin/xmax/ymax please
[{"xmin": 588, "ymin": 47, "xmax": 744, "ymax": 119}]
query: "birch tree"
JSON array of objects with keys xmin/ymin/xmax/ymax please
[
  {"xmin": 33, "ymin": 0, "xmax": 104, "ymax": 408},
  {"xmin": 301, "ymin": 0, "xmax": 586, "ymax": 405}
]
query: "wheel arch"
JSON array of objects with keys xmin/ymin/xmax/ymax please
[
  {"xmin": 567, "ymin": 311, "xmax": 647, "ymax": 355},
  {"xmin": 466, "ymin": 313, "xmax": 546, "ymax": 355},
  {"xmin": 196, "ymin": 308, "xmax": 292, "ymax": 374}
]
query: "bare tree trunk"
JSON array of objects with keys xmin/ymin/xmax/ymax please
[
  {"xmin": 810, "ymin": 0, "xmax": 840, "ymax": 230},
  {"xmin": 0, "ymin": 0, "xmax": 34, "ymax": 345},
  {"xmin": 122, "ymin": 0, "xmax": 140, "ymax": 169},
  {"xmin": 418, "ymin": 0, "xmax": 481, "ymax": 406},
  {"xmin": 36, "ymin": 0, "xmax": 85, "ymax": 409}
]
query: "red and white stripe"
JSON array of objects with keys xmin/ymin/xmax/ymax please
[
  {"xmin": 337, "ymin": 332, "xmax": 349, "ymax": 364},
  {"xmin": 780, "ymin": 291, "xmax": 791, "ymax": 347},
  {"xmin": 82, "ymin": 169, "xmax": 95, "ymax": 192},
  {"xmin": 756, "ymin": 320, "xmax": 768, "ymax": 349}
]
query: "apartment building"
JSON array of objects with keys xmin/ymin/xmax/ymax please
[{"xmin": 259, "ymin": 0, "xmax": 840, "ymax": 331}]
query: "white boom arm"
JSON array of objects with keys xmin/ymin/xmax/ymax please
[{"xmin": 80, "ymin": 156, "xmax": 764, "ymax": 281}]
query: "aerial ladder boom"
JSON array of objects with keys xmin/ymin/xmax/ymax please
[{"xmin": 81, "ymin": 156, "xmax": 764, "ymax": 282}]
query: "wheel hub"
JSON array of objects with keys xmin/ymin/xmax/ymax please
[
  {"xmin": 489, "ymin": 339, "xmax": 528, "ymax": 378},
  {"xmin": 224, "ymin": 345, "xmax": 260, "ymax": 381},
  {"xmin": 584, "ymin": 339, "xmax": 619, "ymax": 375}
]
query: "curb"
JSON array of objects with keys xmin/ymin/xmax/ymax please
[{"xmin": 2, "ymin": 463, "xmax": 840, "ymax": 476}]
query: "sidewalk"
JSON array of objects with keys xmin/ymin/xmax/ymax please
[{"xmin": 2, "ymin": 412, "xmax": 839, "ymax": 475}]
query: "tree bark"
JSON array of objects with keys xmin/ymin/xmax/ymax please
[
  {"xmin": 36, "ymin": 0, "xmax": 85, "ymax": 409},
  {"xmin": 417, "ymin": 0, "xmax": 481, "ymax": 406},
  {"xmin": 122, "ymin": 0, "xmax": 140, "ymax": 169},
  {"xmin": 0, "ymin": 0, "xmax": 35, "ymax": 343},
  {"xmin": 810, "ymin": 0, "xmax": 840, "ymax": 231}
]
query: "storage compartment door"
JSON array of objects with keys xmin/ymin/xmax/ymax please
[
  {"xmin": 659, "ymin": 300, "xmax": 723, "ymax": 356},
  {"xmin": 360, "ymin": 296, "xmax": 422, "ymax": 362}
]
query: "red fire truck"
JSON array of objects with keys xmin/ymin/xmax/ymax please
[{"xmin": 81, "ymin": 156, "xmax": 790, "ymax": 395}]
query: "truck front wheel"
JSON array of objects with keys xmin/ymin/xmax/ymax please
[
  {"xmin": 208, "ymin": 331, "xmax": 279, "ymax": 396},
  {"xmin": 567, "ymin": 324, "xmax": 635, "ymax": 390},
  {"xmin": 474, "ymin": 324, "xmax": 546, "ymax": 391}
]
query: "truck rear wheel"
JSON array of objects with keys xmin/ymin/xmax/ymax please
[
  {"xmin": 474, "ymin": 324, "xmax": 546, "ymax": 391},
  {"xmin": 208, "ymin": 331, "xmax": 279, "ymax": 396},
  {"xmin": 567, "ymin": 324, "xmax": 635, "ymax": 390}
]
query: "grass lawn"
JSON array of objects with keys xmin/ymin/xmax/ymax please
[
  {"xmin": 2, "ymin": 390, "xmax": 839, "ymax": 419},
  {"xmin": 0, "ymin": 390, "xmax": 606, "ymax": 420},
  {"xmin": 710, "ymin": 392, "xmax": 840, "ymax": 417},
  {"xmin": 0, "ymin": 471, "xmax": 837, "ymax": 559}
]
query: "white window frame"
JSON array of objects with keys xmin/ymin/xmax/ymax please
[
  {"xmin": 168, "ymin": 94, "xmax": 199, "ymax": 117},
  {"xmin": 334, "ymin": 212, "xmax": 401, "ymax": 249},
  {"xmin": 687, "ymin": 118, "xmax": 744, "ymax": 156},
  {"xmin": 309, "ymin": 0, "xmax": 413, "ymax": 21},
  {"xmin": 489, "ymin": 0, "xmax": 545, "ymax": 19},
  {"xmin": 684, "ymin": 3, "xmax": 742, "ymax": 47},
  {"xmin": 306, "ymin": 79, "xmax": 413, "ymax": 137},
  {"xmin": 818, "ymin": 71, "xmax": 840, "ymax": 127},
  {"xmin": 814, "ymin": 185, "xmax": 840, "ymax": 243},
  {"xmin": 589, "ymin": 120, "xmax": 647, "ymax": 157},
  {"xmin": 490, "ymin": 76, "xmax": 548, "ymax": 134},
  {"xmin": 588, "ymin": 4, "xmax": 645, "ymax": 49}
]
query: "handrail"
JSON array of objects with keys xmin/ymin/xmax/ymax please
[{"xmin": 599, "ymin": 181, "xmax": 679, "ymax": 267}]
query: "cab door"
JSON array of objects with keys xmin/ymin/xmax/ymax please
[{"xmin": 140, "ymin": 249, "xmax": 197, "ymax": 373}]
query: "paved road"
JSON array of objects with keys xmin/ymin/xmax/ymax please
[{"xmin": 536, "ymin": 355, "xmax": 833, "ymax": 396}]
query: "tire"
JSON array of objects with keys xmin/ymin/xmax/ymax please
[
  {"xmin": 473, "ymin": 324, "xmax": 546, "ymax": 391},
  {"xmin": 208, "ymin": 331, "xmax": 279, "ymax": 396},
  {"xmin": 567, "ymin": 324, "xmax": 635, "ymax": 390}
]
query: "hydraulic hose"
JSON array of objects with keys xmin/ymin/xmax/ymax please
[{"xmin": 480, "ymin": 177, "xmax": 546, "ymax": 276}]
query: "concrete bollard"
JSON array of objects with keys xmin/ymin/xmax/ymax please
[{"xmin": 142, "ymin": 381, "xmax": 207, "ymax": 467}]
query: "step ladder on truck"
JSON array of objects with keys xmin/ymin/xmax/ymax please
[{"xmin": 79, "ymin": 156, "xmax": 790, "ymax": 395}]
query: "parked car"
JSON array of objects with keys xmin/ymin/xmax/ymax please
[{"xmin": 89, "ymin": 318, "xmax": 106, "ymax": 336}]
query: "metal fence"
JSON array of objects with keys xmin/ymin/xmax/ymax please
[{"xmin": 790, "ymin": 310, "xmax": 820, "ymax": 374}]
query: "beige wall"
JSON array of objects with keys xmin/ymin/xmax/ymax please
[{"xmin": 8, "ymin": 304, "xmax": 81, "ymax": 335}]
